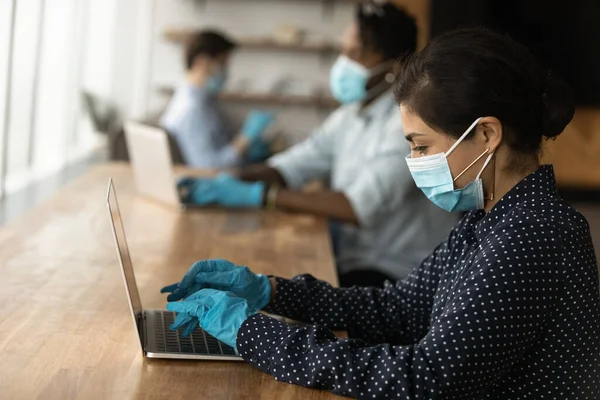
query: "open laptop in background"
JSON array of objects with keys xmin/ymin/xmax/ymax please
[
  {"xmin": 106, "ymin": 178, "xmax": 241, "ymax": 360},
  {"xmin": 124, "ymin": 122, "xmax": 192, "ymax": 208}
]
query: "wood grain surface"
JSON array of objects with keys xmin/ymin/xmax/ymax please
[{"xmin": 0, "ymin": 163, "xmax": 339, "ymax": 400}]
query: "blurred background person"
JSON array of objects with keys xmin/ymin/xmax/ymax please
[
  {"xmin": 177, "ymin": 2, "xmax": 459, "ymax": 287},
  {"xmin": 160, "ymin": 30, "xmax": 275, "ymax": 169}
]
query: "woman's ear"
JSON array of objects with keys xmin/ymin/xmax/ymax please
[{"xmin": 478, "ymin": 116, "xmax": 503, "ymax": 153}]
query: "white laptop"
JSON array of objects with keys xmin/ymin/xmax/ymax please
[
  {"xmin": 124, "ymin": 122, "xmax": 190, "ymax": 208},
  {"xmin": 106, "ymin": 178, "xmax": 241, "ymax": 360}
]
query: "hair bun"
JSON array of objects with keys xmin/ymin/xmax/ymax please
[{"xmin": 541, "ymin": 71, "xmax": 575, "ymax": 139}]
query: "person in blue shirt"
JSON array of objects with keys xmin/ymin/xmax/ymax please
[
  {"xmin": 160, "ymin": 30, "xmax": 274, "ymax": 169},
  {"xmin": 162, "ymin": 28, "xmax": 600, "ymax": 398}
]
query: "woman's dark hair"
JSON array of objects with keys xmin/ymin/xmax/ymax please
[
  {"xmin": 357, "ymin": 1, "xmax": 417, "ymax": 61},
  {"xmin": 185, "ymin": 30, "xmax": 236, "ymax": 70},
  {"xmin": 395, "ymin": 28, "xmax": 574, "ymax": 157}
]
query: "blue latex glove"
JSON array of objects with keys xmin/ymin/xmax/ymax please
[
  {"xmin": 167, "ymin": 289, "xmax": 256, "ymax": 348},
  {"xmin": 177, "ymin": 174, "xmax": 264, "ymax": 207},
  {"xmin": 240, "ymin": 110, "xmax": 275, "ymax": 142},
  {"xmin": 161, "ymin": 259, "xmax": 271, "ymax": 310},
  {"xmin": 246, "ymin": 139, "xmax": 272, "ymax": 163}
]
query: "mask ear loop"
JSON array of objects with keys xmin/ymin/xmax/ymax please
[
  {"xmin": 475, "ymin": 152, "xmax": 494, "ymax": 180},
  {"xmin": 477, "ymin": 152, "xmax": 496, "ymax": 201},
  {"xmin": 446, "ymin": 117, "xmax": 483, "ymax": 157},
  {"xmin": 453, "ymin": 148, "xmax": 490, "ymax": 182},
  {"xmin": 363, "ymin": 60, "xmax": 397, "ymax": 102},
  {"xmin": 367, "ymin": 60, "xmax": 395, "ymax": 77}
]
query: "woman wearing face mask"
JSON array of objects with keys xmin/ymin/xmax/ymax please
[
  {"xmin": 163, "ymin": 28, "xmax": 600, "ymax": 398},
  {"xmin": 177, "ymin": 2, "xmax": 458, "ymax": 287},
  {"xmin": 160, "ymin": 30, "xmax": 275, "ymax": 168}
]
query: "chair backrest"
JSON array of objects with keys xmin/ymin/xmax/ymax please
[{"xmin": 81, "ymin": 91, "xmax": 121, "ymax": 135}]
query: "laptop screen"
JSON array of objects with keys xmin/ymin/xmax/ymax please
[
  {"xmin": 124, "ymin": 122, "xmax": 180, "ymax": 206},
  {"xmin": 106, "ymin": 179, "xmax": 143, "ymax": 316}
]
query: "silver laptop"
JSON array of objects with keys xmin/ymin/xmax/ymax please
[
  {"xmin": 124, "ymin": 122, "xmax": 190, "ymax": 208},
  {"xmin": 106, "ymin": 178, "xmax": 241, "ymax": 360}
]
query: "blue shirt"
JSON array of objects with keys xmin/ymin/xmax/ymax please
[
  {"xmin": 160, "ymin": 83, "xmax": 239, "ymax": 168},
  {"xmin": 237, "ymin": 165, "xmax": 600, "ymax": 399},
  {"xmin": 268, "ymin": 92, "xmax": 458, "ymax": 279}
]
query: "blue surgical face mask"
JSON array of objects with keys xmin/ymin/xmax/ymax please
[
  {"xmin": 405, "ymin": 118, "xmax": 495, "ymax": 212},
  {"xmin": 206, "ymin": 68, "xmax": 227, "ymax": 93},
  {"xmin": 329, "ymin": 55, "xmax": 392, "ymax": 104}
]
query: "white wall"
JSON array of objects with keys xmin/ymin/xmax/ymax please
[
  {"xmin": 81, "ymin": 0, "xmax": 117, "ymax": 98},
  {"xmin": 143, "ymin": 0, "xmax": 355, "ymax": 144},
  {"xmin": 110, "ymin": 0, "xmax": 139, "ymax": 117}
]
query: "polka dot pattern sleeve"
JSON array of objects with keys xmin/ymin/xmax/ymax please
[
  {"xmin": 238, "ymin": 166, "xmax": 600, "ymax": 399},
  {"xmin": 263, "ymin": 226, "xmax": 460, "ymax": 344}
]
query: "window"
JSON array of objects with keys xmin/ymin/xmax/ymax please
[{"xmin": 0, "ymin": 0, "xmax": 111, "ymax": 198}]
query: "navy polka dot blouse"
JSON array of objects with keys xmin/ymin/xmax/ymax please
[{"xmin": 236, "ymin": 165, "xmax": 600, "ymax": 399}]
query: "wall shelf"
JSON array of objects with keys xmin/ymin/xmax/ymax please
[
  {"xmin": 189, "ymin": 0, "xmax": 359, "ymax": 19},
  {"xmin": 157, "ymin": 86, "xmax": 338, "ymax": 109},
  {"xmin": 190, "ymin": 0, "xmax": 359, "ymax": 4},
  {"xmin": 163, "ymin": 29, "xmax": 340, "ymax": 53}
]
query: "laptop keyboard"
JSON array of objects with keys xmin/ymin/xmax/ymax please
[{"xmin": 154, "ymin": 311, "xmax": 237, "ymax": 356}]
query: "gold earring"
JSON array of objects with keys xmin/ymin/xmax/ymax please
[{"xmin": 484, "ymin": 154, "xmax": 496, "ymax": 201}]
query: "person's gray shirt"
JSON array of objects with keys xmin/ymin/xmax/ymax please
[
  {"xmin": 160, "ymin": 82, "xmax": 239, "ymax": 168},
  {"xmin": 268, "ymin": 91, "xmax": 459, "ymax": 279}
]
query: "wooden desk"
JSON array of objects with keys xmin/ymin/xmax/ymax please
[{"xmin": 0, "ymin": 163, "xmax": 339, "ymax": 399}]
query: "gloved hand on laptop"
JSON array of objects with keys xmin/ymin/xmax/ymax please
[
  {"xmin": 167, "ymin": 289, "xmax": 257, "ymax": 348},
  {"xmin": 161, "ymin": 259, "xmax": 271, "ymax": 310},
  {"xmin": 240, "ymin": 110, "xmax": 275, "ymax": 143},
  {"xmin": 177, "ymin": 173, "xmax": 264, "ymax": 208}
]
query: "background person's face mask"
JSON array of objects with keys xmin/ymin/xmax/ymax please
[
  {"xmin": 329, "ymin": 55, "xmax": 392, "ymax": 104},
  {"xmin": 405, "ymin": 118, "xmax": 495, "ymax": 212},
  {"xmin": 206, "ymin": 68, "xmax": 227, "ymax": 93}
]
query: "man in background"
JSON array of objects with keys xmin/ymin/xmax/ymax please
[{"xmin": 161, "ymin": 30, "xmax": 274, "ymax": 168}]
